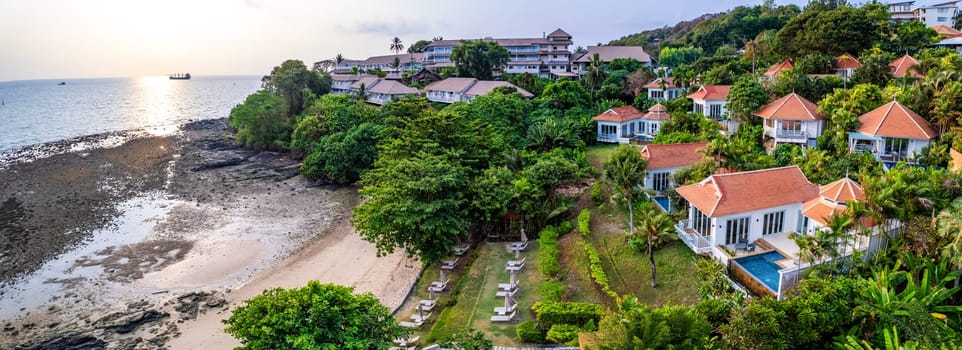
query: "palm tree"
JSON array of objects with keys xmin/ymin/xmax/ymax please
[
  {"xmin": 389, "ymin": 57, "xmax": 402, "ymax": 75},
  {"xmin": 390, "ymin": 37, "xmax": 404, "ymax": 55},
  {"xmin": 357, "ymin": 82, "xmax": 369, "ymax": 101},
  {"xmin": 432, "ymin": 36, "xmax": 443, "ymax": 41},
  {"xmin": 334, "ymin": 53, "xmax": 345, "ymax": 66},
  {"xmin": 635, "ymin": 203, "xmax": 676, "ymax": 288},
  {"xmin": 938, "ymin": 200, "xmax": 962, "ymax": 287},
  {"xmin": 585, "ymin": 53, "xmax": 607, "ymax": 96},
  {"xmin": 604, "ymin": 145, "xmax": 648, "ymax": 239}
]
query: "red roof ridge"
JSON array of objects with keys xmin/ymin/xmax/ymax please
[{"xmin": 895, "ymin": 101, "xmax": 933, "ymax": 139}]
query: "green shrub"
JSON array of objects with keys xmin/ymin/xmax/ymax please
[
  {"xmin": 584, "ymin": 242, "xmax": 619, "ymax": 300},
  {"xmin": 546, "ymin": 324, "xmax": 582, "ymax": 346},
  {"xmin": 532, "ymin": 301, "xmax": 604, "ymax": 328},
  {"xmin": 590, "ymin": 182, "xmax": 605, "ymax": 205},
  {"xmin": 538, "ymin": 282, "xmax": 565, "ymax": 302},
  {"xmin": 538, "ymin": 226, "xmax": 561, "ymax": 279},
  {"xmin": 557, "ymin": 221, "xmax": 574, "ymax": 235},
  {"xmin": 516, "ymin": 320, "xmax": 547, "ymax": 343},
  {"xmin": 578, "ymin": 209, "xmax": 591, "ymax": 237}
]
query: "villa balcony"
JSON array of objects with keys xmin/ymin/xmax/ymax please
[
  {"xmin": 675, "ymin": 220, "xmax": 711, "ymax": 254},
  {"xmin": 775, "ymin": 130, "xmax": 807, "ymax": 139}
]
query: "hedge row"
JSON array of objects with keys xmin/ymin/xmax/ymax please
[
  {"xmin": 578, "ymin": 209, "xmax": 590, "ymax": 237},
  {"xmin": 531, "ymin": 301, "xmax": 604, "ymax": 328},
  {"xmin": 538, "ymin": 225, "xmax": 560, "ymax": 279},
  {"xmin": 583, "ymin": 242, "xmax": 619, "ymax": 300}
]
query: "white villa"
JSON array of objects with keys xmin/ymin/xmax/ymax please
[
  {"xmin": 753, "ymin": 93, "xmax": 825, "ymax": 148},
  {"xmin": 424, "ymin": 78, "xmax": 532, "ymax": 104},
  {"xmin": 423, "ymin": 29, "xmax": 574, "ymax": 78},
  {"xmin": 336, "ymin": 53, "xmax": 424, "ymax": 73},
  {"xmin": 890, "ymin": 54, "xmax": 922, "ymax": 78},
  {"xmin": 848, "ymin": 100, "xmax": 936, "ymax": 164},
  {"xmin": 639, "ymin": 142, "xmax": 709, "ymax": 194},
  {"xmin": 644, "ymin": 77, "xmax": 685, "ymax": 101},
  {"xmin": 760, "ymin": 60, "xmax": 793, "ymax": 83},
  {"xmin": 365, "ymin": 80, "xmax": 419, "ymax": 105},
  {"xmin": 332, "ymin": 74, "xmax": 376, "ymax": 94},
  {"xmin": 591, "ymin": 105, "xmax": 645, "ymax": 143},
  {"xmin": 676, "ymin": 166, "xmax": 896, "ymax": 299},
  {"xmin": 571, "ymin": 46, "xmax": 653, "ymax": 75},
  {"xmin": 835, "ymin": 53, "xmax": 861, "ymax": 81},
  {"xmin": 887, "ymin": 1, "xmax": 960, "ymax": 27},
  {"xmin": 688, "ymin": 85, "xmax": 737, "ymax": 133}
]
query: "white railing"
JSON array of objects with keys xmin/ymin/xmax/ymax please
[
  {"xmin": 676, "ymin": 220, "xmax": 711, "ymax": 254},
  {"xmin": 776, "ymin": 130, "xmax": 806, "ymax": 139}
]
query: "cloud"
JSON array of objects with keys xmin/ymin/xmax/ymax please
[
  {"xmin": 242, "ymin": 0, "xmax": 262, "ymax": 9},
  {"xmin": 338, "ymin": 19, "xmax": 432, "ymax": 37}
]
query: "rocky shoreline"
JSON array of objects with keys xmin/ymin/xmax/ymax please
[{"xmin": 0, "ymin": 119, "xmax": 418, "ymax": 349}]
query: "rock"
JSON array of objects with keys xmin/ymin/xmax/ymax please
[
  {"xmin": 17, "ymin": 332, "xmax": 106, "ymax": 350},
  {"xmin": 97, "ymin": 310, "xmax": 169, "ymax": 334}
]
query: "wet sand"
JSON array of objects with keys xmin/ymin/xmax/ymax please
[{"xmin": 0, "ymin": 119, "xmax": 420, "ymax": 349}]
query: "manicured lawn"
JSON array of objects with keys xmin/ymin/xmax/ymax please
[
  {"xmin": 420, "ymin": 242, "xmax": 544, "ymax": 346},
  {"xmin": 593, "ymin": 236, "xmax": 700, "ymax": 306},
  {"xmin": 586, "ymin": 144, "xmax": 619, "ymax": 170}
]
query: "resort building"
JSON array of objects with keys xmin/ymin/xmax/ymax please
[
  {"xmin": 639, "ymin": 141, "xmax": 709, "ymax": 196},
  {"xmin": 934, "ymin": 36, "xmax": 962, "ymax": 53},
  {"xmin": 571, "ymin": 46, "xmax": 653, "ymax": 75},
  {"xmin": 889, "ymin": 1, "xmax": 920, "ymax": 24},
  {"xmin": 753, "ymin": 93, "xmax": 825, "ymax": 148},
  {"xmin": 365, "ymin": 80, "xmax": 419, "ymax": 105},
  {"xmin": 424, "ymin": 78, "xmax": 532, "ymax": 104},
  {"xmin": 644, "ymin": 77, "xmax": 685, "ymax": 101},
  {"xmin": 592, "ymin": 105, "xmax": 646, "ymax": 144},
  {"xmin": 688, "ymin": 85, "xmax": 737, "ymax": 133},
  {"xmin": 890, "ymin": 54, "xmax": 922, "ymax": 78},
  {"xmin": 423, "ymin": 29, "xmax": 574, "ymax": 78},
  {"xmin": 332, "ymin": 74, "xmax": 376, "ymax": 94},
  {"xmin": 674, "ymin": 167, "xmax": 893, "ymax": 299},
  {"xmin": 835, "ymin": 53, "xmax": 861, "ymax": 81},
  {"xmin": 887, "ymin": 1, "xmax": 961, "ymax": 27},
  {"xmin": 933, "ymin": 24, "xmax": 962, "ymax": 38},
  {"xmin": 336, "ymin": 53, "xmax": 424, "ymax": 73},
  {"xmin": 760, "ymin": 60, "xmax": 793, "ymax": 83},
  {"xmin": 848, "ymin": 100, "xmax": 936, "ymax": 164},
  {"xmin": 348, "ymin": 76, "xmax": 381, "ymax": 95},
  {"xmin": 638, "ymin": 104, "xmax": 671, "ymax": 138}
]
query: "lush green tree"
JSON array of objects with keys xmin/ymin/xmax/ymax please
[
  {"xmin": 585, "ymin": 53, "xmax": 607, "ymax": 96},
  {"xmin": 852, "ymin": 52, "xmax": 896, "ymax": 87},
  {"xmin": 300, "ymin": 123, "xmax": 382, "ymax": 184},
  {"xmin": 633, "ymin": 202, "xmax": 676, "ymax": 288},
  {"xmin": 658, "ymin": 46, "xmax": 703, "ymax": 68},
  {"xmin": 407, "ymin": 39, "xmax": 431, "ymax": 53},
  {"xmin": 536, "ymin": 80, "xmax": 592, "ymax": 110},
  {"xmin": 263, "ymin": 59, "xmax": 331, "ymax": 117},
  {"xmin": 725, "ymin": 77, "xmax": 770, "ymax": 124},
  {"xmin": 597, "ymin": 297, "xmax": 713, "ymax": 350},
  {"xmin": 794, "ymin": 53, "xmax": 836, "ymax": 74},
  {"xmin": 604, "ymin": 145, "xmax": 647, "ymax": 238},
  {"xmin": 228, "ymin": 90, "xmax": 291, "ymax": 150},
  {"xmin": 439, "ymin": 327, "xmax": 493, "ymax": 350},
  {"xmin": 775, "ymin": 4, "xmax": 887, "ymax": 58},
  {"xmin": 223, "ymin": 281, "xmax": 401, "ymax": 350},
  {"xmin": 450, "ymin": 40, "xmax": 510, "ymax": 80},
  {"xmin": 896, "ymin": 21, "xmax": 940, "ymax": 55}
]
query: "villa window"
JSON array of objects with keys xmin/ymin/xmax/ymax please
[
  {"xmin": 725, "ymin": 217, "xmax": 750, "ymax": 245},
  {"xmin": 629, "ymin": 122, "xmax": 635, "ymax": 134},
  {"xmin": 938, "ymin": 16, "xmax": 948, "ymax": 22},
  {"xmin": 709, "ymin": 104, "xmax": 722, "ymax": 118},
  {"xmin": 691, "ymin": 209, "xmax": 711, "ymax": 236},
  {"xmin": 651, "ymin": 90, "xmax": 664, "ymax": 100},
  {"xmin": 797, "ymin": 212, "xmax": 809, "ymax": 234},
  {"xmin": 652, "ymin": 172, "xmax": 670, "ymax": 192},
  {"xmin": 638, "ymin": 122, "xmax": 647, "ymax": 134},
  {"xmin": 601, "ymin": 124, "xmax": 617, "ymax": 135},
  {"xmin": 762, "ymin": 211, "xmax": 785, "ymax": 235},
  {"xmin": 694, "ymin": 103, "xmax": 705, "ymax": 115},
  {"xmin": 651, "ymin": 123, "xmax": 659, "ymax": 134},
  {"xmin": 766, "ymin": 119, "xmax": 775, "ymax": 128},
  {"xmin": 884, "ymin": 137, "xmax": 909, "ymax": 156}
]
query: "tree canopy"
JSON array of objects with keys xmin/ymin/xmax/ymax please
[{"xmin": 451, "ymin": 40, "xmax": 510, "ymax": 80}]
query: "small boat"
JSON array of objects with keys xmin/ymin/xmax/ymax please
[
  {"xmin": 169, "ymin": 73, "xmax": 191, "ymax": 80},
  {"xmin": 57, "ymin": 82, "xmax": 66, "ymax": 86}
]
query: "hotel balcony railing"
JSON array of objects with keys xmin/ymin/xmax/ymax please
[
  {"xmin": 676, "ymin": 220, "xmax": 711, "ymax": 254},
  {"xmin": 776, "ymin": 130, "xmax": 807, "ymax": 139}
]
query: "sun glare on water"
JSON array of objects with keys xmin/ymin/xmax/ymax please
[{"xmin": 136, "ymin": 76, "xmax": 183, "ymax": 136}]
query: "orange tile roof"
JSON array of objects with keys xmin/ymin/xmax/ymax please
[
  {"xmin": 802, "ymin": 178, "xmax": 871, "ymax": 227},
  {"xmin": 639, "ymin": 142, "xmax": 709, "ymax": 170},
  {"xmin": 764, "ymin": 60, "xmax": 793, "ymax": 76},
  {"xmin": 643, "ymin": 77, "xmax": 678, "ymax": 89},
  {"xmin": 676, "ymin": 166, "xmax": 819, "ymax": 217},
  {"xmin": 687, "ymin": 85, "xmax": 732, "ymax": 100},
  {"xmin": 933, "ymin": 24, "xmax": 962, "ymax": 38},
  {"xmin": 836, "ymin": 53, "xmax": 862, "ymax": 70},
  {"xmin": 819, "ymin": 177, "xmax": 865, "ymax": 202},
  {"xmin": 753, "ymin": 93, "xmax": 823, "ymax": 121},
  {"xmin": 642, "ymin": 103, "xmax": 670, "ymax": 121},
  {"xmin": 856, "ymin": 101, "xmax": 936, "ymax": 140},
  {"xmin": 889, "ymin": 55, "xmax": 921, "ymax": 78},
  {"xmin": 591, "ymin": 105, "xmax": 644, "ymax": 123}
]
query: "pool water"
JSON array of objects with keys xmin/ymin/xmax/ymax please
[
  {"xmin": 653, "ymin": 196, "xmax": 671, "ymax": 212},
  {"xmin": 732, "ymin": 251, "xmax": 786, "ymax": 293}
]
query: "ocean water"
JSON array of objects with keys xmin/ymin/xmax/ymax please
[{"xmin": 0, "ymin": 76, "xmax": 261, "ymax": 152}]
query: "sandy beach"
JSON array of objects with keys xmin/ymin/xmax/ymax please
[{"xmin": 0, "ymin": 119, "xmax": 420, "ymax": 349}]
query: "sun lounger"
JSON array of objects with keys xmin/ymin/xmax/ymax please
[
  {"xmin": 398, "ymin": 321, "xmax": 421, "ymax": 328},
  {"xmin": 417, "ymin": 303, "xmax": 435, "ymax": 312},
  {"xmin": 453, "ymin": 245, "xmax": 469, "ymax": 256},
  {"xmin": 510, "ymin": 241, "xmax": 528, "ymax": 251},
  {"xmin": 389, "ymin": 347, "xmax": 415, "ymax": 350},
  {"xmin": 428, "ymin": 285, "xmax": 446, "ymax": 293},
  {"xmin": 493, "ymin": 303, "xmax": 518, "ymax": 315},
  {"xmin": 430, "ymin": 280, "xmax": 448, "ymax": 289},
  {"xmin": 505, "ymin": 261, "xmax": 525, "ymax": 271},
  {"xmin": 411, "ymin": 312, "xmax": 432, "ymax": 323},
  {"xmin": 419, "ymin": 299, "xmax": 437, "ymax": 307},
  {"xmin": 495, "ymin": 288, "xmax": 518, "ymax": 298},
  {"xmin": 498, "ymin": 282, "xmax": 518, "ymax": 291},
  {"xmin": 441, "ymin": 262, "xmax": 457, "ymax": 270},
  {"xmin": 507, "ymin": 257, "xmax": 526, "ymax": 267},
  {"xmin": 393, "ymin": 336, "xmax": 420, "ymax": 347},
  {"xmin": 443, "ymin": 257, "xmax": 459, "ymax": 265},
  {"xmin": 490, "ymin": 310, "xmax": 517, "ymax": 322}
]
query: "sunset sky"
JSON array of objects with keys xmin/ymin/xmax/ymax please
[{"xmin": 0, "ymin": 0, "xmax": 806, "ymax": 81}]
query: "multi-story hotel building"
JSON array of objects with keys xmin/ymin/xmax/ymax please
[{"xmin": 422, "ymin": 28, "xmax": 574, "ymax": 78}]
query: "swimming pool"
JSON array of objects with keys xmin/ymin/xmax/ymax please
[
  {"xmin": 732, "ymin": 251, "xmax": 786, "ymax": 293},
  {"xmin": 653, "ymin": 196, "xmax": 671, "ymax": 212}
]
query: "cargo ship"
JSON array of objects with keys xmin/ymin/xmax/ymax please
[{"xmin": 169, "ymin": 73, "xmax": 191, "ymax": 80}]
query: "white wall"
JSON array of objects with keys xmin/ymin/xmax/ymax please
[{"xmin": 708, "ymin": 203, "xmax": 805, "ymax": 248}]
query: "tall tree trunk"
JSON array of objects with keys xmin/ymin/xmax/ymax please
[
  {"xmin": 649, "ymin": 235, "xmax": 658, "ymax": 288},
  {"xmin": 627, "ymin": 198, "xmax": 634, "ymax": 242}
]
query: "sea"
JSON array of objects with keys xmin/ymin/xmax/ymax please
[{"xmin": 0, "ymin": 75, "xmax": 262, "ymax": 153}]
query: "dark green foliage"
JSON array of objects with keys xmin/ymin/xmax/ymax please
[
  {"xmin": 769, "ymin": 70, "xmax": 844, "ymax": 103},
  {"xmin": 516, "ymin": 320, "xmax": 547, "ymax": 344},
  {"xmin": 229, "ymin": 90, "xmax": 291, "ymax": 150},
  {"xmin": 577, "ymin": 209, "xmax": 590, "ymax": 237},
  {"xmin": 536, "ymin": 80, "xmax": 592, "ymax": 110},
  {"xmin": 545, "ymin": 324, "xmax": 581, "ymax": 346},
  {"xmin": 531, "ymin": 301, "xmax": 605, "ymax": 328},
  {"xmin": 262, "ymin": 59, "xmax": 331, "ymax": 117},
  {"xmin": 725, "ymin": 77, "xmax": 770, "ymax": 123},
  {"xmin": 794, "ymin": 53, "xmax": 836, "ymax": 74},
  {"xmin": 407, "ymin": 39, "xmax": 431, "ymax": 53},
  {"xmin": 538, "ymin": 282, "xmax": 565, "ymax": 302},
  {"xmin": 538, "ymin": 225, "xmax": 561, "ymax": 279},
  {"xmin": 503, "ymin": 73, "xmax": 553, "ymax": 96},
  {"xmin": 597, "ymin": 297, "xmax": 714, "ymax": 350},
  {"xmin": 659, "ymin": 46, "xmax": 703, "ymax": 68},
  {"xmin": 896, "ymin": 21, "xmax": 940, "ymax": 55},
  {"xmin": 299, "ymin": 123, "xmax": 381, "ymax": 184},
  {"xmin": 451, "ymin": 40, "xmax": 510, "ymax": 80},
  {"xmin": 439, "ymin": 327, "xmax": 492, "ymax": 350},
  {"xmin": 557, "ymin": 220, "xmax": 573, "ymax": 234},
  {"xmin": 851, "ymin": 52, "xmax": 895, "ymax": 87},
  {"xmin": 775, "ymin": 4, "xmax": 888, "ymax": 58},
  {"xmin": 223, "ymin": 281, "xmax": 401, "ymax": 350},
  {"xmin": 590, "ymin": 182, "xmax": 605, "ymax": 206}
]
